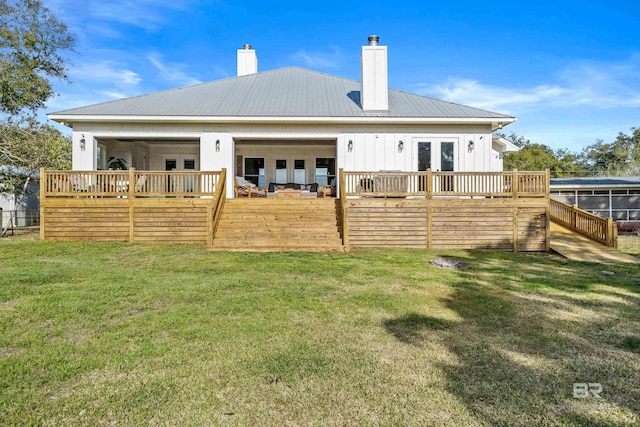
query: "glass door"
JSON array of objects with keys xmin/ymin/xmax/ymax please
[
  {"xmin": 315, "ymin": 158, "xmax": 336, "ymax": 186},
  {"xmin": 417, "ymin": 140, "xmax": 456, "ymax": 172},
  {"xmin": 275, "ymin": 159, "xmax": 287, "ymax": 183},
  {"xmin": 294, "ymin": 159, "xmax": 306, "ymax": 184},
  {"xmin": 245, "ymin": 157, "xmax": 265, "ymax": 187}
]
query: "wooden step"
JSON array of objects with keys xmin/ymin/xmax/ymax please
[{"xmin": 210, "ymin": 196, "xmax": 343, "ymax": 252}]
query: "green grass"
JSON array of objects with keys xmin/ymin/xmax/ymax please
[{"xmin": 1, "ymin": 239, "xmax": 639, "ymax": 426}]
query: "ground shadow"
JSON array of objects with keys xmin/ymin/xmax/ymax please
[{"xmin": 382, "ymin": 252, "xmax": 640, "ymax": 425}]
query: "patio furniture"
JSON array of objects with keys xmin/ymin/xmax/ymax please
[{"xmin": 234, "ymin": 176, "xmax": 267, "ymax": 198}]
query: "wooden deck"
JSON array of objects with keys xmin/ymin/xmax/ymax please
[
  {"xmin": 40, "ymin": 169, "xmax": 554, "ymax": 251},
  {"xmin": 550, "ymin": 223, "xmax": 638, "ymax": 264},
  {"xmin": 40, "ymin": 169, "xmax": 225, "ymax": 243}
]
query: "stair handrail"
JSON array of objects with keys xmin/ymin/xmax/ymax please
[
  {"xmin": 549, "ymin": 198, "xmax": 617, "ymax": 247},
  {"xmin": 208, "ymin": 168, "xmax": 227, "ymax": 245}
]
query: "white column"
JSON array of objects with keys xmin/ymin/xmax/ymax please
[
  {"xmin": 72, "ymin": 131, "xmax": 96, "ymax": 170},
  {"xmin": 200, "ymin": 133, "xmax": 234, "ymax": 197},
  {"xmin": 200, "ymin": 133, "xmax": 217, "ymax": 171}
]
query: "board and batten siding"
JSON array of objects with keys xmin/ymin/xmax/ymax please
[{"xmin": 72, "ymin": 122, "xmax": 499, "ymax": 199}]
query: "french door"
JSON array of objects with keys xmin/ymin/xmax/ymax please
[
  {"xmin": 274, "ymin": 158, "xmax": 306, "ymax": 184},
  {"xmin": 417, "ymin": 140, "xmax": 455, "ymax": 172},
  {"xmin": 417, "ymin": 139, "xmax": 456, "ymax": 192}
]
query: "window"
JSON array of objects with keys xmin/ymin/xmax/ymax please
[
  {"xmin": 315, "ymin": 158, "xmax": 336, "ymax": 186},
  {"xmin": 440, "ymin": 142, "xmax": 454, "ymax": 172},
  {"xmin": 294, "ymin": 159, "xmax": 305, "ymax": 184},
  {"xmin": 276, "ymin": 159, "xmax": 287, "ymax": 183},
  {"xmin": 245, "ymin": 158, "xmax": 265, "ymax": 187},
  {"xmin": 183, "ymin": 159, "xmax": 196, "ymax": 170},
  {"xmin": 418, "ymin": 142, "xmax": 431, "ymax": 171},
  {"xmin": 96, "ymin": 145, "xmax": 107, "ymax": 170},
  {"xmin": 165, "ymin": 159, "xmax": 177, "ymax": 171}
]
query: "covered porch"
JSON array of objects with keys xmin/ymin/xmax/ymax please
[{"xmin": 71, "ymin": 132, "xmax": 338, "ymax": 198}]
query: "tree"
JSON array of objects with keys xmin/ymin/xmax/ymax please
[
  {"xmin": 500, "ymin": 132, "xmax": 582, "ymax": 177},
  {"xmin": 0, "ymin": 0, "xmax": 75, "ymax": 116},
  {"xmin": 579, "ymin": 128, "xmax": 640, "ymax": 176},
  {"xmin": 0, "ymin": 120, "xmax": 70, "ymax": 235}
]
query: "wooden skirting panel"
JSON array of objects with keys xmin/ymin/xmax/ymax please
[
  {"xmin": 346, "ymin": 198, "xmax": 548, "ymax": 251},
  {"xmin": 41, "ymin": 198, "xmax": 212, "ymax": 243}
]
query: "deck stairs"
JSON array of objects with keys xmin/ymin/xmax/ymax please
[{"xmin": 209, "ymin": 198, "xmax": 345, "ymax": 252}]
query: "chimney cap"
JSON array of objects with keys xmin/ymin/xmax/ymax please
[
  {"xmin": 367, "ymin": 35, "xmax": 380, "ymax": 46},
  {"xmin": 242, "ymin": 43, "xmax": 252, "ymax": 50}
]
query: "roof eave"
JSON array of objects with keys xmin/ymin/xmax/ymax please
[
  {"xmin": 48, "ymin": 114, "xmax": 516, "ymax": 128},
  {"xmin": 550, "ymin": 183, "xmax": 640, "ymax": 189}
]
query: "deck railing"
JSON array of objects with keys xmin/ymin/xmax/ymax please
[
  {"xmin": 41, "ymin": 169, "xmax": 222, "ymax": 198},
  {"xmin": 549, "ymin": 199, "xmax": 617, "ymax": 247},
  {"xmin": 341, "ymin": 169, "xmax": 549, "ymax": 198},
  {"xmin": 208, "ymin": 169, "xmax": 227, "ymax": 245}
]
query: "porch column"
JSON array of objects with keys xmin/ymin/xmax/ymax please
[
  {"xmin": 200, "ymin": 132, "xmax": 234, "ymax": 197},
  {"xmin": 72, "ymin": 131, "xmax": 97, "ymax": 170}
]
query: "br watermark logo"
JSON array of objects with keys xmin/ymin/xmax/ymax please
[{"xmin": 573, "ymin": 383, "xmax": 602, "ymax": 398}]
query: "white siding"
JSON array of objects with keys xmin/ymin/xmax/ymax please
[{"xmin": 74, "ymin": 122, "xmax": 495, "ymax": 175}]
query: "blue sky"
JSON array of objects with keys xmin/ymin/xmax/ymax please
[{"xmin": 45, "ymin": 0, "xmax": 640, "ymax": 152}]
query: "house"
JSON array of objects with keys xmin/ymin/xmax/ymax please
[
  {"xmin": 550, "ymin": 177, "xmax": 640, "ymax": 230},
  {"xmin": 48, "ymin": 36, "xmax": 519, "ymax": 197},
  {"xmin": 43, "ymin": 36, "xmax": 551, "ymax": 251},
  {"xmin": 0, "ymin": 166, "xmax": 39, "ymax": 229}
]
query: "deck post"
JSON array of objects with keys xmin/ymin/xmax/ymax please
[
  {"xmin": 426, "ymin": 169, "xmax": 432, "ymax": 199},
  {"xmin": 512, "ymin": 207, "xmax": 519, "ymax": 252},
  {"xmin": 427, "ymin": 206, "xmax": 432, "ymax": 249},
  {"xmin": 512, "ymin": 169, "xmax": 518, "ymax": 198},
  {"xmin": 545, "ymin": 169, "xmax": 550, "ymax": 196},
  {"xmin": 39, "ymin": 168, "xmax": 46, "ymax": 241},
  {"xmin": 339, "ymin": 168, "xmax": 349, "ymax": 247},
  {"xmin": 128, "ymin": 168, "xmax": 135, "ymax": 242},
  {"xmin": 606, "ymin": 218, "xmax": 614, "ymax": 248},
  {"xmin": 571, "ymin": 205, "xmax": 578, "ymax": 231}
]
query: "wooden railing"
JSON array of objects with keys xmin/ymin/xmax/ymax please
[
  {"xmin": 208, "ymin": 169, "xmax": 227, "ymax": 246},
  {"xmin": 341, "ymin": 169, "xmax": 549, "ymax": 198},
  {"xmin": 550, "ymin": 199, "xmax": 617, "ymax": 247},
  {"xmin": 41, "ymin": 169, "xmax": 222, "ymax": 198}
]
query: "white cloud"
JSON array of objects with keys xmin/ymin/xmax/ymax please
[
  {"xmin": 70, "ymin": 60, "xmax": 142, "ymax": 87},
  {"xmin": 148, "ymin": 54, "xmax": 202, "ymax": 87},
  {"xmin": 418, "ymin": 56, "xmax": 640, "ymax": 112},
  {"xmin": 290, "ymin": 48, "xmax": 343, "ymax": 69},
  {"xmin": 48, "ymin": 0, "xmax": 198, "ymax": 32}
]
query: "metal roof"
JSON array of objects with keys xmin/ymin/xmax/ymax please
[
  {"xmin": 551, "ymin": 177, "xmax": 640, "ymax": 187},
  {"xmin": 50, "ymin": 67, "xmax": 514, "ymax": 120}
]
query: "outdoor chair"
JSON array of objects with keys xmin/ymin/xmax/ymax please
[{"xmin": 234, "ymin": 176, "xmax": 267, "ymax": 198}]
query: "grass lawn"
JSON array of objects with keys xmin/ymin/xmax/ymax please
[{"xmin": 1, "ymin": 239, "xmax": 639, "ymax": 426}]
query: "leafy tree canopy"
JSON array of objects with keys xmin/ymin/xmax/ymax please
[
  {"xmin": 0, "ymin": 0, "xmax": 75, "ymax": 116},
  {"xmin": 500, "ymin": 129, "xmax": 640, "ymax": 177}
]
